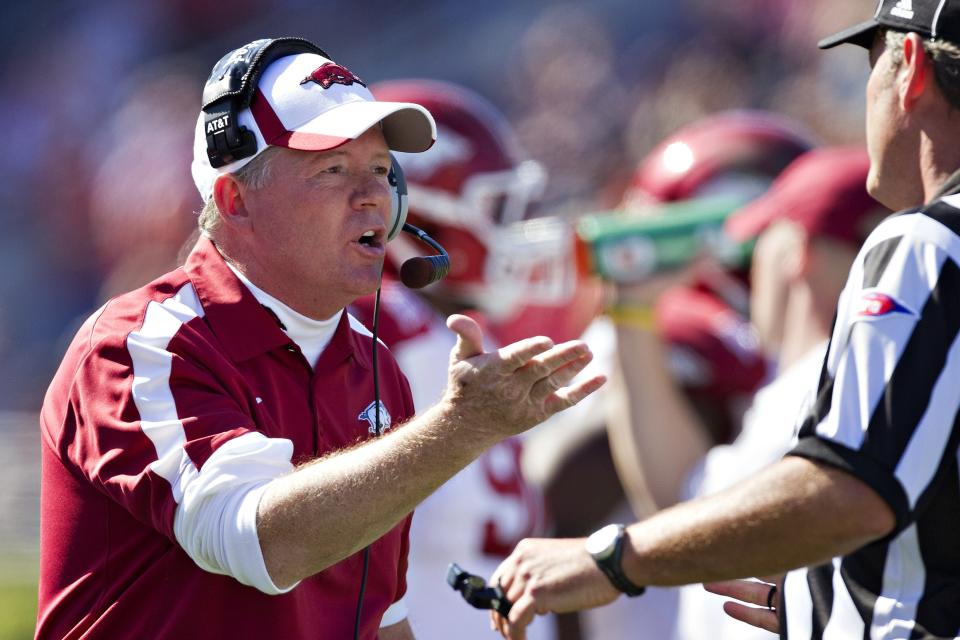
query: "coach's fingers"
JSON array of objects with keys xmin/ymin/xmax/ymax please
[
  {"xmin": 527, "ymin": 352, "xmax": 593, "ymax": 402},
  {"xmin": 514, "ymin": 340, "xmax": 590, "ymax": 379},
  {"xmin": 543, "ymin": 374, "xmax": 607, "ymax": 413},
  {"xmin": 721, "ymin": 601, "xmax": 780, "ymax": 634},
  {"xmin": 496, "ymin": 336, "xmax": 558, "ymax": 373}
]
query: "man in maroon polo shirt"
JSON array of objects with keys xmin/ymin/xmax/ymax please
[{"xmin": 36, "ymin": 39, "xmax": 604, "ymax": 640}]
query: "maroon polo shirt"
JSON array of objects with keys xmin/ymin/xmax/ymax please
[{"xmin": 37, "ymin": 237, "xmax": 414, "ymax": 639}]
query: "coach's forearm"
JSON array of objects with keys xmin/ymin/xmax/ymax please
[
  {"xmin": 257, "ymin": 401, "xmax": 494, "ymax": 588},
  {"xmin": 619, "ymin": 455, "xmax": 896, "ymax": 587}
]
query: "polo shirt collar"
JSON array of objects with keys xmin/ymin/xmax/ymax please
[
  {"xmin": 184, "ymin": 236, "xmax": 371, "ymax": 368},
  {"xmin": 184, "ymin": 236, "xmax": 297, "ymax": 362}
]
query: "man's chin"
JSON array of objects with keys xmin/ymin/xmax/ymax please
[{"xmin": 348, "ymin": 270, "xmax": 387, "ymax": 299}]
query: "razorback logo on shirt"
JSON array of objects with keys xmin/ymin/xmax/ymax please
[
  {"xmin": 300, "ymin": 63, "xmax": 366, "ymax": 89},
  {"xmin": 359, "ymin": 400, "xmax": 392, "ymax": 435},
  {"xmin": 856, "ymin": 291, "xmax": 915, "ymax": 318}
]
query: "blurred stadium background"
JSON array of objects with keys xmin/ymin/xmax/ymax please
[{"xmin": 0, "ymin": 0, "xmax": 873, "ymax": 637}]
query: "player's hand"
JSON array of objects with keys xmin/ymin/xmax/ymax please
[
  {"xmin": 703, "ymin": 577, "xmax": 782, "ymax": 635},
  {"xmin": 612, "ymin": 254, "xmax": 725, "ymax": 308},
  {"xmin": 442, "ymin": 314, "xmax": 606, "ymax": 442},
  {"xmin": 488, "ymin": 537, "xmax": 619, "ymax": 640}
]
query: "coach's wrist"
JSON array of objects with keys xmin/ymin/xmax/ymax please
[{"xmin": 421, "ymin": 400, "xmax": 503, "ymax": 454}]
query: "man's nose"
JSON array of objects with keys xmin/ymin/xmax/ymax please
[{"xmin": 351, "ymin": 173, "xmax": 391, "ymax": 211}]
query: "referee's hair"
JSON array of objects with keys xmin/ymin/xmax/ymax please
[
  {"xmin": 886, "ymin": 30, "xmax": 960, "ymax": 111},
  {"xmin": 197, "ymin": 147, "xmax": 280, "ymax": 234}
]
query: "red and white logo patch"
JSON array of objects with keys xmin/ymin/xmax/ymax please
[
  {"xmin": 856, "ymin": 291, "xmax": 914, "ymax": 318},
  {"xmin": 300, "ymin": 63, "xmax": 366, "ymax": 89}
]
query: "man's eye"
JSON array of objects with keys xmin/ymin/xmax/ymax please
[{"xmin": 373, "ymin": 165, "xmax": 390, "ymax": 176}]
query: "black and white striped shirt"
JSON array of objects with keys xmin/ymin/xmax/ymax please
[{"xmin": 783, "ymin": 192, "xmax": 960, "ymax": 639}]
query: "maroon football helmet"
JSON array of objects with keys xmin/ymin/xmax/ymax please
[
  {"xmin": 623, "ymin": 110, "xmax": 817, "ymax": 210},
  {"xmin": 372, "ymin": 79, "xmax": 575, "ymax": 321}
]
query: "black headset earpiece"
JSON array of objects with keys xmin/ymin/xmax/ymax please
[
  {"xmin": 386, "ymin": 154, "xmax": 408, "ymax": 241},
  {"xmin": 202, "ymin": 37, "xmax": 331, "ymax": 168}
]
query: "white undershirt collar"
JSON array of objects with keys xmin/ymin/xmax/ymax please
[{"xmin": 226, "ymin": 263, "xmax": 341, "ymax": 369}]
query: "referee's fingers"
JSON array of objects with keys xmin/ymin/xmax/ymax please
[
  {"xmin": 721, "ymin": 601, "xmax": 780, "ymax": 634},
  {"xmin": 703, "ymin": 579, "xmax": 773, "ymax": 607},
  {"xmin": 504, "ymin": 592, "xmax": 535, "ymax": 640}
]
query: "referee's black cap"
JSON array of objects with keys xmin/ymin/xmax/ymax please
[{"xmin": 819, "ymin": 0, "xmax": 960, "ymax": 49}]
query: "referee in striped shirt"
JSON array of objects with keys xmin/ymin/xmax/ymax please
[{"xmin": 487, "ymin": 1, "xmax": 960, "ymax": 638}]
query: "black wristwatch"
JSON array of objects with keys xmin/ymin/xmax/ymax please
[{"xmin": 585, "ymin": 524, "xmax": 645, "ymax": 597}]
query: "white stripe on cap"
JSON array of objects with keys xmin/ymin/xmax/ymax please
[{"xmin": 932, "ymin": 0, "xmax": 949, "ymax": 37}]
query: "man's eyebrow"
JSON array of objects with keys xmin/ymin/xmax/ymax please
[{"xmin": 308, "ymin": 149, "xmax": 391, "ymax": 164}]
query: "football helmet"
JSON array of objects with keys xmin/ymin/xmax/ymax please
[
  {"xmin": 623, "ymin": 110, "xmax": 817, "ymax": 210},
  {"xmin": 372, "ymin": 79, "xmax": 573, "ymax": 321}
]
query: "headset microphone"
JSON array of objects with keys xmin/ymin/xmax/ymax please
[{"xmin": 399, "ymin": 224, "xmax": 450, "ymax": 289}]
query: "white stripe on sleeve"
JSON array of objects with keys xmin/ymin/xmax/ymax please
[
  {"xmin": 894, "ymin": 330, "xmax": 960, "ymax": 507},
  {"xmin": 127, "ymin": 283, "xmax": 206, "ymax": 502},
  {"xmin": 127, "ymin": 282, "xmax": 298, "ymax": 594}
]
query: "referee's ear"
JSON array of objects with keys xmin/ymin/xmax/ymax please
[{"xmin": 899, "ymin": 32, "xmax": 931, "ymax": 112}]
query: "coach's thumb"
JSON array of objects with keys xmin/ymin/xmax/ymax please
[{"xmin": 448, "ymin": 314, "xmax": 485, "ymax": 362}]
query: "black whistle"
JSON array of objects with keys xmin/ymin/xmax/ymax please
[{"xmin": 446, "ymin": 563, "xmax": 512, "ymax": 617}]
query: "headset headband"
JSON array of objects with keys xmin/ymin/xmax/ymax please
[{"xmin": 202, "ymin": 37, "xmax": 332, "ymax": 168}]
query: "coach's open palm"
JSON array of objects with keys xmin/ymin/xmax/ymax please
[{"xmin": 442, "ymin": 314, "xmax": 606, "ymax": 442}]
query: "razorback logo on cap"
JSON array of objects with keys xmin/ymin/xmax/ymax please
[
  {"xmin": 300, "ymin": 63, "xmax": 366, "ymax": 89},
  {"xmin": 856, "ymin": 291, "xmax": 914, "ymax": 318}
]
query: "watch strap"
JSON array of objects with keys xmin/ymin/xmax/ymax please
[{"xmin": 593, "ymin": 525, "xmax": 645, "ymax": 597}]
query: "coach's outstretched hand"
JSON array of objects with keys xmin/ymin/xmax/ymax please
[{"xmin": 441, "ymin": 314, "xmax": 606, "ymax": 443}]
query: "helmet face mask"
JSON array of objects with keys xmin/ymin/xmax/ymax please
[
  {"xmin": 400, "ymin": 159, "xmax": 547, "ymax": 231},
  {"xmin": 375, "ymin": 80, "xmax": 573, "ymax": 319}
]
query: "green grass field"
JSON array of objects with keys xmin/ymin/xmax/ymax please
[{"xmin": 0, "ymin": 555, "xmax": 37, "ymax": 640}]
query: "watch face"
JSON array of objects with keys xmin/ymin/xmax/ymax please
[{"xmin": 585, "ymin": 524, "xmax": 621, "ymax": 559}]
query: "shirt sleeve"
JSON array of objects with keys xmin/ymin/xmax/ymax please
[
  {"xmin": 380, "ymin": 596, "xmax": 409, "ymax": 628},
  {"xmin": 787, "ymin": 217, "xmax": 960, "ymax": 533},
  {"xmin": 65, "ymin": 289, "xmax": 296, "ymax": 594}
]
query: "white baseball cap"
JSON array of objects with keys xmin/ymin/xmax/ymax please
[{"xmin": 192, "ymin": 51, "xmax": 436, "ymax": 201}]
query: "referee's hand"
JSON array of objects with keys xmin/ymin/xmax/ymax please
[{"xmin": 703, "ymin": 577, "xmax": 782, "ymax": 635}]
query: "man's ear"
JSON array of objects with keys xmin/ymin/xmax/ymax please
[
  {"xmin": 900, "ymin": 32, "xmax": 931, "ymax": 111},
  {"xmin": 211, "ymin": 173, "xmax": 250, "ymax": 228}
]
